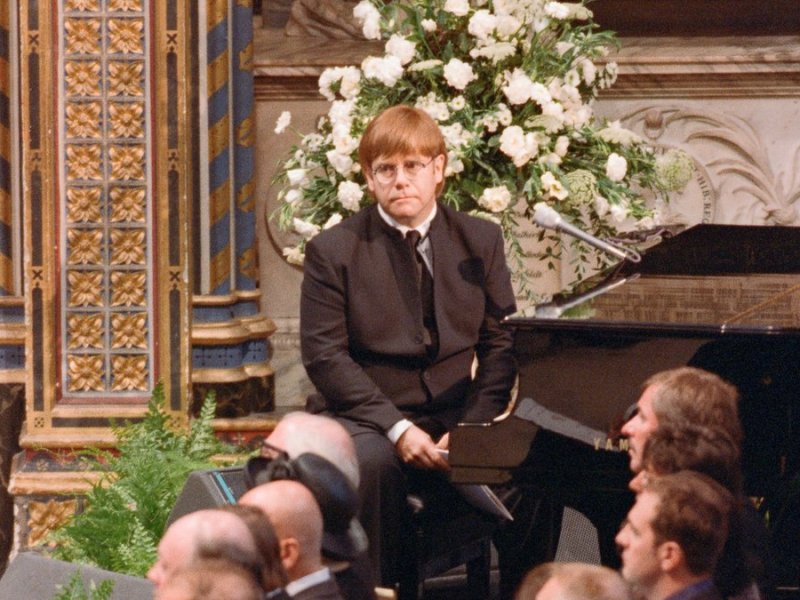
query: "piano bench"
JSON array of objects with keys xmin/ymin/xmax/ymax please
[{"xmin": 395, "ymin": 493, "xmax": 495, "ymax": 600}]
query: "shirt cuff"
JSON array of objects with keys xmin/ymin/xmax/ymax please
[{"xmin": 387, "ymin": 419, "xmax": 414, "ymax": 444}]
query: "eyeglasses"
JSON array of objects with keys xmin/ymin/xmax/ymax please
[{"xmin": 371, "ymin": 157, "xmax": 435, "ymax": 184}]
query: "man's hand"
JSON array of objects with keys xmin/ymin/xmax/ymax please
[{"xmin": 396, "ymin": 425, "xmax": 450, "ymax": 471}]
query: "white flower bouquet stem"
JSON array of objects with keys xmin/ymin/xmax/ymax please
[{"xmin": 271, "ymin": 0, "xmax": 692, "ymax": 300}]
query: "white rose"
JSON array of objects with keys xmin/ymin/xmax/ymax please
[
  {"xmin": 502, "ymin": 69, "xmax": 534, "ymax": 105},
  {"xmin": 606, "ymin": 152, "xmax": 628, "ymax": 182},
  {"xmin": 499, "ymin": 125, "xmax": 526, "ymax": 159},
  {"xmin": 385, "ymin": 34, "xmax": 416, "ymax": 65},
  {"xmin": 478, "ymin": 185, "xmax": 512, "ymax": 213},
  {"xmin": 361, "ymin": 55, "xmax": 404, "ymax": 87},
  {"xmin": 468, "ymin": 10, "xmax": 497, "ymax": 41},
  {"xmin": 293, "ymin": 218, "xmax": 320, "ymax": 240},
  {"xmin": 598, "ymin": 121, "xmax": 642, "ymax": 146},
  {"xmin": 283, "ymin": 188, "xmax": 302, "ymax": 204},
  {"xmin": 580, "ymin": 59, "xmax": 596, "ymax": 85},
  {"xmin": 326, "ymin": 150, "xmax": 355, "ymax": 176},
  {"xmin": 338, "ymin": 66, "xmax": 362, "ymax": 99},
  {"xmin": 609, "ymin": 202, "xmax": 629, "ymax": 223},
  {"xmin": 555, "ymin": 135, "xmax": 569, "ymax": 157},
  {"xmin": 541, "ymin": 171, "xmax": 568, "ymax": 200},
  {"xmin": 287, "ymin": 169, "xmax": 308, "ymax": 187},
  {"xmin": 421, "ymin": 19, "xmax": 437, "ymax": 32},
  {"xmin": 471, "ymin": 42, "xmax": 517, "ymax": 64},
  {"xmin": 450, "ymin": 95, "xmax": 466, "ymax": 110},
  {"xmin": 544, "ymin": 1, "xmax": 569, "ymax": 19},
  {"xmin": 323, "ymin": 213, "xmax": 344, "ymax": 229},
  {"xmin": 444, "ymin": 0, "xmax": 470, "ymax": 16},
  {"xmin": 594, "ymin": 194, "xmax": 609, "ymax": 217},
  {"xmin": 408, "ymin": 59, "xmax": 443, "ymax": 72},
  {"xmin": 274, "ymin": 111, "xmax": 291, "ymax": 134},
  {"xmin": 336, "ymin": 181, "xmax": 364, "ymax": 211},
  {"xmin": 443, "ymin": 58, "xmax": 477, "ymax": 90},
  {"xmin": 282, "ymin": 245, "xmax": 305, "ymax": 266},
  {"xmin": 353, "ymin": 0, "xmax": 382, "ymax": 40},
  {"xmin": 495, "ymin": 15, "xmax": 521, "ymax": 39}
]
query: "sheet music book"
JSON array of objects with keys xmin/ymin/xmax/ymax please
[{"xmin": 439, "ymin": 450, "xmax": 513, "ymax": 521}]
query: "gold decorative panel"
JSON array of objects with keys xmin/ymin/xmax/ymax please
[{"xmin": 19, "ymin": 0, "xmax": 193, "ymax": 444}]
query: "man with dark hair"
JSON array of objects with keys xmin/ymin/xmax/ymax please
[
  {"xmin": 616, "ymin": 471, "xmax": 733, "ymax": 600},
  {"xmin": 300, "ymin": 104, "xmax": 518, "ymax": 588}
]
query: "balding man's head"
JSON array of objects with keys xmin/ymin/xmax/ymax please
[
  {"xmin": 266, "ymin": 412, "xmax": 359, "ymax": 488},
  {"xmin": 148, "ymin": 509, "xmax": 258, "ymax": 590},
  {"xmin": 239, "ymin": 480, "xmax": 325, "ymax": 581}
]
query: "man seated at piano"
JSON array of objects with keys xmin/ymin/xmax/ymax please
[
  {"xmin": 299, "ymin": 105, "xmax": 519, "ymax": 589},
  {"xmin": 621, "ymin": 366, "xmax": 772, "ymax": 599}
]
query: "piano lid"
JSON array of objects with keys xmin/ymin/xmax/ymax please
[{"xmin": 518, "ymin": 224, "xmax": 800, "ymax": 335}]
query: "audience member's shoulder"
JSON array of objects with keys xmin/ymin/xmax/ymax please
[
  {"xmin": 307, "ymin": 205, "xmax": 374, "ymax": 251},
  {"xmin": 439, "ymin": 202, "xmax": 503, "ymax": 235}
]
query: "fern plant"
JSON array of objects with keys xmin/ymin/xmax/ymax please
[
  {"xmin": 49, "ymin": 383, "xmax": 245, "ymax": 577},
  {"xmin": 53, "ymin": 571, "xmax": 114, "ymax": 600}
]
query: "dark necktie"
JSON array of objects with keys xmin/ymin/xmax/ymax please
[{"xmin": 405, "ymin": 230, "xmax": 438, "ymax": 355}]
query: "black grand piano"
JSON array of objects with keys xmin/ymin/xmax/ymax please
[{"xmin": 449, "ymin": 224, "xmax": 800, "ymax": 589}]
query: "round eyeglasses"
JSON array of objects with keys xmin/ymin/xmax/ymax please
[{"xmin": 371, "ymin": 157, "xmax": 434, "ymax": 184}]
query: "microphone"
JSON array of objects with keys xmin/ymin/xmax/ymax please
[{"xmin": 532, "ymin": 203, "xmax": 640, "ymax": 263}]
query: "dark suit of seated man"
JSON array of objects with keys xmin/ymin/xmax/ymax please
[{"xmin": 300, "ymin": 105, "xmax": 518, "ymax": 588}]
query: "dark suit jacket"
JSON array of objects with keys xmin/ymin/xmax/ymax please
[
  {"xmin": 301, "ymin": 202, "xmax": 517, "ymax": 435},
  {"xmin": 289, "ymin": 576, "xmax": 344, "ymax": 600}
]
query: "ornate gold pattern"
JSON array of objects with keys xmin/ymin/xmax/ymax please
[
  {"xmin": 67, "ymin": 0, "xmax": 100, "ymax": 11},
  {"xmin": 68, "ymin": 314, "xmax": 105, "ymax": 349},
  {"xmin": 109, "ymin": 102, "xmax": 144, "ymax": 138},
  {"xmin": 27, "ymin": 500, "xmax": 78, "ymax": 548},
  {"xmin": 68, "ymin": 355, "xmax": 106, "ymax": 391},
  {"xmin": 67, "ymin": 187, "xmax": 103, "ymax": 223},
  {"xmin": 111, "ymin": 313, "xmax": 148, "ymax": 349},
  {"xmin": 109, "ymin": 144, "xmax": 145, "ymax": 180},
  {"xmin": 108, "ymin": 18, "xmax": 144, "ymax": 54},
  {"xmin": 108, "ymin": 0, "xmax": 144, "ymax": 12},
  {"xmin": 68, "ymin": 271, "xmax": 104, "ymax": 307},
  {"xmin": 110, "ymin": 271, "xmax": 146, "ymax": 307},
  {"xmin": 68, "ymin": 229, "xmax": 104, "ymax": 265},
  {"xmin": 65, "ymin": 61, "xmax": 101, "ymax": 97},
  {"xmin": 110, "ymin": 187, "xmax": 146, "ymax": 222},
  {"xmin": 111, "ymin": 229, "xmax": 146, "ymax": 265},
  {"xmin": 65, "ymin": 19, "xmax": 102, "ymax": 55},
  {"xmin": 66, "ymin": 102, "xmax": 103, "ymax": 139},
  {"xmin": 66, "ymin": 144, "xmax": 103, "ymax": 181},
  {"xmin": 111, "ymin": 355, "xmax": 148, "ymax": 391},
  {"xmin": 108, "ymin": 61, "xmax": 145, "ymax": 97}
]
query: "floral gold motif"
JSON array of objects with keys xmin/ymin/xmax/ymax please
[
  {"xmin": 65, "ymin": 18, "xmax": 101, "ymax": 55},
  {"xmin": 110, "ymin": 271, "xmax": 146, "ymax": 306},
  {"xmin": 110, "ymin": 144, "xmax": 145, "ymax": 181},
  {"xmin": 65, "ymin": 61, "xmax": 101, "ymax": 97},
  {"xmin": 108, "ymin": 18, "xmax": 144, "ymax": 54},
  {"xmin": 68, "ymin": 354, "xmax": 105, "ymax": 391},
  {"xmin": 108, "ymin": 60, "xmax": 144, "ymax": 97},
  {"xmin": 66, "ymin": 0, "xmax": 100, "ymax": 10},
  {"xmin": 66, "ymin": 144, "xmax": 103, "ymax": 181},
  {"xmin": 66, "ymin": 101, "xmax": 102, "ymax": 139},
  {"xmin": 110, "ymin": 229, "xmax": 146, "ymax": 265},
  {"xmin": 68, "ymin": 229, "xmax": 104, "ymax": 265},
  {"xmin": 108, "ymin": 0, "xmax": 143, "ymax": 12},
  {"xmin": 67, "ymin": 314, "xmax": 105, "ymax": 349},
  {"xmin": 27, "ymin": 500, "xmax": 78, "ymax": 548},
  {"xmin": 109, "ymin": 101, "xmax": 145, "ymax": 138},
  {"xmin": 110, "ymin": 187, "xmax": 146, "ymax": 222},
  {"xmin": 68, "ymin": 270, "xmax": 104, "ymax": 307},
  {"xmin": 111, "ymin": 313, "xmax": 147, "ymax": 349},
  {"xmin": 67, "ymin": 187, "xmax": 103, "ymax": 223},
  {"xmin": 111, "ymin": 355, "xmax": 148, "ymax": 391}
]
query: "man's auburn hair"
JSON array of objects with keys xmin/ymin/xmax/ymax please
[
  {"xmin": 644, "ymin": 367, "xmax": 742, "ymax": 445},
  {"xmin": 358, "ymin": 105, "xmax": 448, "ymax": 195},
  {"xmin": 646, "ymin": 470, "xmax": 733, "ymax": 576}
]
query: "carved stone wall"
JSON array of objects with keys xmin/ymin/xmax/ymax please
[{"xmin": 253, "ymin": 33, "xmax": 800, "ymax": 407}]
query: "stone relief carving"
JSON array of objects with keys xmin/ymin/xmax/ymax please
[
  {"xmin": 621, "ymin": 106, "xmax": 800, "ymax": 227},
  {"xmin": 284, "ymin": 0, "xmax": 363, "ymax": 39}
]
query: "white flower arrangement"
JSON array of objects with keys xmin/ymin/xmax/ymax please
[{"xmin": 272, "ymin": 0, "xmax": 693, "ymax": 293}]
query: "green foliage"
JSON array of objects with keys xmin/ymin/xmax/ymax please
[
  {"xmin": 52, "ymin": 571, "xmax": 114, "ymax": 600},
  {"xmin": 49, "ymin": 383, "xmax": 238, "ymax": 577}
]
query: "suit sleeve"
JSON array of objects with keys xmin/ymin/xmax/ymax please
[
  {"xmin": 462, "ymin": 225, "xmax": 518, "ymax": 422},
  {"xmin": 300, "ymin": 237, "xmax": 406, "ymax": 432}
]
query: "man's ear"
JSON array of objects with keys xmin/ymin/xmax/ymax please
[
  {"xmin": 279, "ymin": 536, "xmax": 301, "ymax": 572},
  {"xmin": 657, "ymin": 540, "xmax": 684, "ymax": 573}
]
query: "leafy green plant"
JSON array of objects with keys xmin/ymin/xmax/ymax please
[
  {"xmin": 53, "ymin": 571, "xmax": 114, "ymax": 600},
  {"xmin": 49, "ymin": 382, "xmax": 245, "ymax": 577}
]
